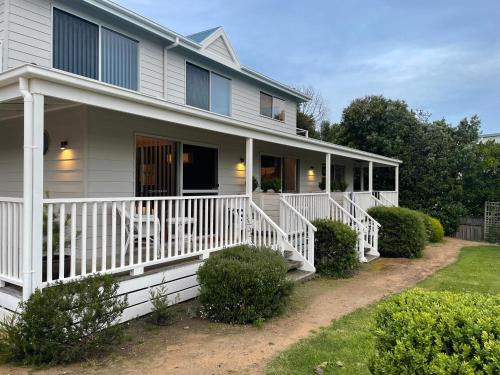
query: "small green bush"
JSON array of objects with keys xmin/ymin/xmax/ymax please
[
  {"xmin": 148, "ymin": 278, "xmax": 176, "ymax": 326},
  {"xmin": 368, "ymin": 206, "xmax": 426, "ymax": 258},
  {"xmin": 312, "ymin": 219, "xmax": 359, "ymax": 278},
  {"xmin": 252, "ymin": 176, "xmax": 259, "ymax": 192},
  {"xmin": 416, "ymin": 212, "xmax": 433, "ymax": 243},
  {"xmin": 261, "ymin": 178, "xmax": 281, "ymax": 193},
  {"xmin": 197, "ymin": 245, "xmax": 293, "ymax": 324},
  {"xmin": 0, "ymin": 275, "xmax": 127, "ymax": 365},
  {"xmin": 486, "ymin": 226, "xmax": 500, "ymax": 244},
  {"xmin": 430, "ymin": 217, "xmax": 445, "ymax": 243},
  {"xmin": 370, "ymin": 289, "xmax": 500, "ymax": 374}
]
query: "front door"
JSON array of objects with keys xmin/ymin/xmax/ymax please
[
  {"xmin": 135, "ymin": 135, "xmax": 177, "ymax": 197},
  {"xmin": 283, "ymin": 158, "xmax": 299, "ymax": 193}
]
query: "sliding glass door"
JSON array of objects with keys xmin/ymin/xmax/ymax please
[{"xmin": 135, "ymin": 135, "xmax": 177, "ymax": 197}]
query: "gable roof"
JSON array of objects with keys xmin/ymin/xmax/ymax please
[
  {"xmin": 187, "ymin": 27, "xmax": 221, "ymax": 43},
  {"xmin": 80, "ymin": 0, "xmax": 310, "ymax": 102}
]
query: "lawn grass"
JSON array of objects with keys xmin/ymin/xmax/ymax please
[{"xmin": 266, "ymin": 245, "xmax": 500, "ymax": 375}]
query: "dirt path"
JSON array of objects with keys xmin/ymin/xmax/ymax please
[{"xmin": 2, "ymin": 238, "xmax": 483, "ymax": 375}]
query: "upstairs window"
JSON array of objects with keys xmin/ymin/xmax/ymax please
[
  {"xmin": 53, "ymin": 8, "xmax": 139, "ymax": 91},
  {"xmin": 101, "ymin": 28, "xmax": 138, "ymax": 90},
  {"xmin": 260, "ymin": 92, "xmax": 285, "ymax": 122},
  {"xmin": 53, "ymin": 9, "xmax": 99, "ymax": 79},
  {"xmin": 186, "ymin": 62, "xmax": 231, "ymax": 116}
]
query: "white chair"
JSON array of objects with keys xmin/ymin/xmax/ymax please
[{"xmin": 117, "ymin": 204, "xmax": 161, "ymax": 258}]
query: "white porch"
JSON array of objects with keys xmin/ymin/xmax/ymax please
[{"xmin": 0, "ymin": 65, "xmax": 400, "ymax": 319}]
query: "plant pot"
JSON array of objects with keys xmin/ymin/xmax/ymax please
[{"xmin": 42, "ymin": 255, "xmax": 71, "ymax": 282}]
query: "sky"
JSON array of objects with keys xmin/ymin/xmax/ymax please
[{"xmin": 116, "ymin": 0, "xmax": 500, "ymax": 134}]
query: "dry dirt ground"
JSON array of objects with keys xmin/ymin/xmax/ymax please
[{"xmin": 1, "ymin": 238, "xmax": 483, "ymax": 375}]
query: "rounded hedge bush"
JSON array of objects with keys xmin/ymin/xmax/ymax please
[
  {"xmin": 430, "ymin": 217, "xmax": 444, "ymax": 243},
  {"xmin": 416, "ymin": 212, "xmax": 433, "ymax": 243},
  {"xmin": 311, "ymin": 219, "xmax": 359, "ymax": 278},
  {"xmin": 197, "ymin": 245, "xmax": 294, "ymax": 324},
  {"xmin": 370, "ymin": 289, "xmax": 500, "ymax": 374},
  {"xmin": 367, "ymin": 206, "xmax": 426, "ymax": 258}
]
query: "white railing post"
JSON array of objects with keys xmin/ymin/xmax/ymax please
[
  {"xmin": 368, "ymin": 161, "xmax": 373, "ymax": 193},
  {"xmin": 325, "ymin": 153, "xmax": 331, "ymax": 193}
]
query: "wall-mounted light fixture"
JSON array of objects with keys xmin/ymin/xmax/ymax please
[
  {"xmin": 60, "ymin": 140, "xmax": 69, "ymax": 150},
  {"xmin": 237, "ymin": 157, "xmax": 246, "ymax": 171},
  {"xmin": 308, "ymin": 165, "xmax": 315, "ymax": 177}
]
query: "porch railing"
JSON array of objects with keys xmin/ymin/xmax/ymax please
[
  {"xmin": 0, "ymin": 198, "xmax": 23, "ymax": 286},
  {"xmin": 43, "ymin": 195, "xmax": 249, "ymax": 284},
  {"xmin": 279, "ymin": 198, "xmax": 316, "ymax": 266},
  {"xmin": 343, "ymin": 194, "xmax": 380, "ymax": 256},
  {"xmin": 281, "ymin": 193, "xmax": 368, "ymax": 262},
  {"xmin": 373, "ymin": 191, "xmax": 398, "ymax": 207}
]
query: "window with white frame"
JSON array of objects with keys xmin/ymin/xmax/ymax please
[
  {"xmin": 260, "ymin": 92, "xmax": 285, "ymax": 122},
  {"xmin": 53, "ymin": 8, "xmax": 139, "ymax": 91},
  {"xmin": 186, "ymin": 62, "xmax": 231, "ymax": 116}
]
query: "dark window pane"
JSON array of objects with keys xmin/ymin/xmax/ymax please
[
  {"xmin": 53, "ymin": 8, "xmax": 98, "ymax": 79},
  {"xmin": 183, "ymin": 144, "xmax": 218, "ymax": 190},
  {"xmin": 102, "ymin": 28, "xmax": 138, "ymax": 90},
  {"xmin": 211, "ymin": 72, "xmax": 231, "ymax": 115},
  {"xmin": 260, "ymin": 92, "xmax": 273, "ymax": 117},
  {"xmin": 261, "ymin": 155, "xmax": 281, "ymax": 183},
  {"xmin": 186, "ymin": 63, "xmax": 210, "ymax": 110}
]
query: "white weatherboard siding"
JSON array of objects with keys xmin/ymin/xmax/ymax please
[
  {"xmin": 2, "ymin": 1, "xmax": 301, "ymax": 135},
  {"xmin": 0, "ymin": 105, "xmax": 87, "ymax": 197},
  {"xmin": 206, "ymin": 36, "xmax": 233, "ymax": 62},
  {"xmin": 86, "ymin": 106, "xmax": 247, "ymax": 197}
]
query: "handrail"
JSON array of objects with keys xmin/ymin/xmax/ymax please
[
  {"xmin": 328, "ymin": 197, "xmax": 367, "ymax": 231},
  {"xmin": 249, "ymin": 201, "xmax": 289, "ymax": 238},
  {"xmin": 344, "ymin": 194, "xmax": 381, "ymax": 227},
  {"xmin": 279, "ymin": 197, "xmax": 317, "ymax": 232},
  {"xmin": 0, "ymin": 197, "xmax": 24, "ymax": 203},
  {"xmin": 43, "ymin": 194, "xmax": 246, "ymax": 204}
]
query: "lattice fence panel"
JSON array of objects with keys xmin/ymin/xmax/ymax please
[{"xmin": 484, "ymin": 202, "xmax": 500, "ymax": 240}]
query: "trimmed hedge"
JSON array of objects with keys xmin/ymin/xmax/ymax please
[
  {"xmin": 312, "ymin": 219, "xmax": 359, "ymax": 278},
  {"xmin": 368, "ymin": 206, "xmax": 426, "ymax": 258},
  {"xmin": 430, "ymin": 217, "xmax": 445, "ymax": 243},
  {"xmin": 370, "ymin": 289, "xmax": 500, "ymax": 374},
  {"xmin": 197, "ymin": 245, "xmax": 294, "ymax": 324},
  {"xmin": 416, "ymin": 212, "xmax": 433, "ymax": 243}
]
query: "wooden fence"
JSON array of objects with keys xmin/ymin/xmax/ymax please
[{"xmin": 451, "ymin": 217, "xmax": 484, "ymax": 241}]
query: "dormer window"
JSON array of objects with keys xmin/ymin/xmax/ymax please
[{"xmin": 260, "ymin": 92, "xmax": 285, "ymax": 122}]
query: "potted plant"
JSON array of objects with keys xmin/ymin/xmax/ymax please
[
  {"xmin": 252, "ymin": 176, "xmax": 259, "ymax": 192},
  {"xmin": 261, "ymin": 178, "xmax": 281, "ymax": 193}
]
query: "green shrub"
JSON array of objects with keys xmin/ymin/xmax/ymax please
[
  {"xmin": 197, "ymin": 245, "xmax": 293, "ymax": 324},
  {"xmin": 430, "ymin": 217, "xmax": 445, "ymax": 243},
  {"xmin": 261, "ymin": 178, "xmax": 281, "ymax": 193},
  {"xmin": 370, "ymin": 289, "xmax": 500, "ymax": 374},
  {"xmin": 0, "ymin": 275, "xmax": 127, "ymax": 365},
  {"xmin": 312, "ymin": 219, "xmax": 359, "ymax": 278},
  {"xmin": 416, "ymin": 212, "xmax": 433, "ymax": 243},
  {"xmin": 252, "ymin": 176, "xmax": 259, "ymax": 192},
  {"xmin": 486, "ymin": 226, "xmax": 500, "ymax": 244},
  {"xmin": 368, "ymin": 206, "xmax": 426, "ymax": 258},
  {"xmin": 148, "ymin": 278, "xmax": 176, "ymax": 326}
]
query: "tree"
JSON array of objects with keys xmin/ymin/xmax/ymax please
[
  {"xmin": 334, "ymin": 95, "xmax": 482, "ymax": 235},
  {"xmin": 296, "ymin": 110, "xmax": 319, "ymax": 139},
  {"xmin": 294, "ymin": 85, "xmax": 329, "ymax": 125}
]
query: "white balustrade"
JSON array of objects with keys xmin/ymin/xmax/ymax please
[
  {"xmin": 374, "ymin": 191, "xmax": 398, "ymax": 206},
  {"xmin": 0, "ymin": 198, "xmax": 23, "ymax": 286},
  {"xmin": 248, "ymin": 201, "xmax": 288, "ymax": 252},
  {"xmin": 43, "ymin": 195, "xmax": 248, "ymax": 284}
]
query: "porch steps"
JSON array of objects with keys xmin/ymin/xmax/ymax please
[{"xmin": 284, "ymin": 250, "xmax": 316, "ymax": 283}]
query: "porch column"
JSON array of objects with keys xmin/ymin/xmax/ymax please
[
  {"xmin": 368, "ymin": 161, "xmax": 373, "ymax": 193},
  {"xmin": 395, "ymin": 165, "xmax": 399, "ymax": 193},
  {"xmin": 21, "ymin": 77, "xmax": 44, "ymax": 300},
  {"xmin": 325, "ymin": 153, "xmax": 331, "ymax": 193},
  {"xmin": 245, "ymin": 138, "xmax": 253, "ymax": 196}
]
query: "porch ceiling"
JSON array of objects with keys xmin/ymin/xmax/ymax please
[
  {"xmin": 0, "ymin": 64, "xmax": 401, "ymax": 167},
  {"xmin": 0, "ymin": 97, "xmax": 76, "ymax": 122}
]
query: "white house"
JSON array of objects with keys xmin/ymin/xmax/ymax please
[
  {"xmin": 0, "ymin": 0, "xmax": 401, "ymax": 320},
  {"xmin": 479, "ymin": 133, "xmax": 500, "ymax": 143}
]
